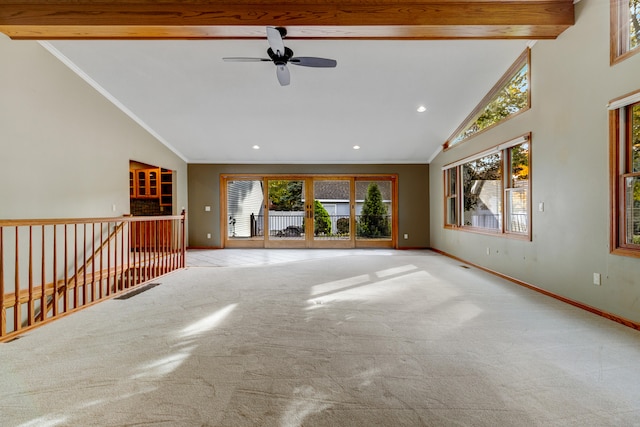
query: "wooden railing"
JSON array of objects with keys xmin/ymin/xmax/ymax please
[{"xmin": 0, "ymin": 212, "xmax": 186, "ymax": 342}]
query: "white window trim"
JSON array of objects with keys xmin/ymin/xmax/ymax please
[
  {"xmin": 608, "ymin": 90, "xmax": 640, "ymax": 110},
  {"xmin": 442, "ymin": 135, "xmax": 529, "ymax": 171}
]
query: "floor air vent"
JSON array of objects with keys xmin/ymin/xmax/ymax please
[{"xmin": 115, "ymin": 283, "xmax": 160, "ymax": 300}]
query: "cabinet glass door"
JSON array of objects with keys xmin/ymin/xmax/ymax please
[
  {"xmin": 148, "ymin": 170, "xmax": 158, "ymax": 197},
  {"xmin": 137, "ymin": 171, "xmax": 147, "ymax": 196}
]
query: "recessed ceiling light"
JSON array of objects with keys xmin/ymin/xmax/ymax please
[
  {"xmin": 252, "ymin": 145, "xmax": 260, "ymax": 150},
  {"xmin": 417, "ymin": 105, "xmax": 427, "ymax": 113},
  {"xmin": 353, "ymin": 145, "xmax": 361, "ymax": 150}
]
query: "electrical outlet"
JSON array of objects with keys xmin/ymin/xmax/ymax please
[
  {"xmin": 207, "ymin": 233, "xmax": 211, "ymax": 239},
  {"xmin": 403, "ymin": 233, "xmax": 409, "ymax": 239},
  {"xmin": 486, "ymin": 247, "xmax": 490, "ymax": 255},
  {"xmin": 593, "ymin": 273, "xmax": 601, "ymax": 286}
]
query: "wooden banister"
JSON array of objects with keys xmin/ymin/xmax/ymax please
[
  {"xmin": 0, "ymin": 212, "xmax": 186, "ymax": 342},
  {"xmin": 0, "ymin": 227, "xmax": 4, "ymax": 337},
  {"xmin": 33, "ymin": 221, "xmax": 125, "ymax": 323}
]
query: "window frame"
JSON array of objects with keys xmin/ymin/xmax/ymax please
[
  {"xmin": 504, "ymin": 142, "xmax": 531, "ymax": 235},
  {"xmin": 611, "ymin": 0, "xmax": 640, "ymax": 65},
  {"xmin": 444, "ymin": 167, "xmax": 459, "ymax": 227},
  {"xmin": 609, "ymin": 90, "xmax": 640, "ymax": 256},
  {"xmin": 461, "ymin": 152, "xmax": 504, "ymax": 232},
  {"xmin": 443, "ymin": 133, "xmax": 532, "ymax": 241},
  {"xmin": 443, "ymin": 48, "xmax": 531, "ymax": 150}
]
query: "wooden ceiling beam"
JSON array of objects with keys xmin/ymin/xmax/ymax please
[{"xmin": 0, "ymin": 1, "xmax": 575, "ymax": 40}]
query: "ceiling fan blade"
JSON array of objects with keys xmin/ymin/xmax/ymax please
[
  {"xmin": 290, "ymin": 57, "xmax": 337, "ymax": 68},
  {"xmin": 223, "ymin": 57, "xmax": 271, "ymax": 62},
  {"xmin": 276, "ymin": 64, "xmax": 290, "ymax": 86},
  {"xmin": 266, "ymin": 26, "xmax": 286, "ymax": 57}
]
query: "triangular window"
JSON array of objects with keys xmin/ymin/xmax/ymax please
[{"xmin": 445, "ymin": 49, "xmax": 530, "ymax": 149}]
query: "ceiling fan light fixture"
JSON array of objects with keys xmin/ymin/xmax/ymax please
[
  {"xmin": 417, "ymin": 105, "xmax": 427, "ymax": 113},
  {"xmin": 223, "ymin": 26, "xmax": 337, "ymax": 86}
]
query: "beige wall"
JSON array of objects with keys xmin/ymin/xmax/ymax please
[
  {"xmin": 429, "ymin": 0, "xmax": 640, "ymax": 323},
  {"xmin": 188, "ymin": 164, "xmax": 429, "ymax": 248},
  {"xmin": 0, "ymin": 38, "xmax": 187, "ymax": 219}
]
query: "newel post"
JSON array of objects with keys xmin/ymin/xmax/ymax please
[{"xmin": 180, "ymin": 209, "xmax": 186, "ymax": 268}]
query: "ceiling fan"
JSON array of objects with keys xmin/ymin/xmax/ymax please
[{"xmin": 223, "ymin": 26, "xmax": 337, "ymax": 86}]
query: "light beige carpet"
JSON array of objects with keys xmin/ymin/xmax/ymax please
[{"xmin": 1, "ymin": 250, "xmax": 639, "ymax": 426}]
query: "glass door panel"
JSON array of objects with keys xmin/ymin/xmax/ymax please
[
  {"xmin": 226, "ymin": 180, "xmax": 265, "ymax": 243},
  {"xmin": 148, "ymin": 170, "xmax": 158, "ymax": 197},
  {"xmin": 355, "ymin": 180, "xmax": 393, "ymax": 244},
  {"xmin": 311, "ymin": 179, "xmax": 353, "ymax": 248},
  {"xmin": 266, "ymin": 179, "xmax": 306, "ymax": 247}
]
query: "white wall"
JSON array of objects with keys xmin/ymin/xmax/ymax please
[
  {"xmin": 0, "ymin": 37, "xmax": 187, "ymax": 219},
  {"xmin": 429, "ymin": 0, "xmax": 640, "ymax": 324}
]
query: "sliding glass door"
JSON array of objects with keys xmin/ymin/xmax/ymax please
[{"xmin": 222, "ymin": 174, "xmax": 396, "ymax": 249}]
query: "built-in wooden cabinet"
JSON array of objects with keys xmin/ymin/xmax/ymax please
[
  {"xmin": 129, "ymin": 166, "xmax": 173, "ymax": 249},
  {"xmin": 160, "ymin": 169, "xmax": 172, "ymax": 207},
  {"xmin": 130, "ymin": 168, "xmax": 171, "ymax": 201},
  {"xmin": 129, "ymin": 170, "xmax": 135, "ymax": 197},
  {"xmin": 135, "ymin": 169, "xmax": 158, "ymax": 198}
]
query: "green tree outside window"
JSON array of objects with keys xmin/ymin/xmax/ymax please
[
  {"xmin": 314, "ymin": 200, "xmax": 332, "ymax": 236},
  {"xmin": 358, "ymin": 183, "xmax": 390, "ymax": 238}
]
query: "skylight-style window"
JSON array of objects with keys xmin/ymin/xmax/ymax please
[
  {"xmin": 611, "ymin": 0, "xmax": 640, "ymax": 64},
  {"xmin": 444, "ymin": 49, "xmax": 530, "ymax": 150}
]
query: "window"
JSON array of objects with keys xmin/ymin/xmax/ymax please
[
  {"xmin": 610, "ymin": 91, "xmax": 640, "ymax": 256},
  {"xmin": 506, "ymin": 143, "xmax": 530, "ymax": 234},
  {"xmin": 444, "ymin": 168, "xmax": 458, "ymax": 226},
  {"xmin": 462, "ymin": 153, "xmax": 503, "ymax": 231},
  {"xmin": 443, "ymin": 134, "xmax": 531, "ymax": 239},
  {"xmin": 611, "ymin": 0, "xmax": 640, "ymax": 64},
  {"xmin": 444, "ymin": 49, "xmax": 530, "ymax": 149}
]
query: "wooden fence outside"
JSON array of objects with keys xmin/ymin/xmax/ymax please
[{"xmin": 0, "ymin": 212, "xmax": 186, "ymax": 342}]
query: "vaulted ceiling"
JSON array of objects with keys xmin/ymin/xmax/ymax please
[{"xmin": 1, "ymin": 1, "xmax": 574, "ymax": 164}]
